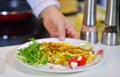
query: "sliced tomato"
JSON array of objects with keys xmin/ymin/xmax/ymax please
[
  {"xmin": 92, "ymin": 50, "xmax": 95, "ymax": 54},
  {"xmin": 68, "ymin": 58, "xmax": 78, "ymax": 69},
  {"xmin": 97, "ymin": 49, "xmax": 104, "ymax": 54},
  {"xmin": 77, "ymin": 56, "xmax": 86, "ymax": 66}
]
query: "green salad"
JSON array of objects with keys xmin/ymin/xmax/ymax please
[{"xmin": 16, "ymin": 38, "xmax": 48, "ymax": 66}]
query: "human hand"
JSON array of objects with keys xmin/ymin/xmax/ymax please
[{"xmin": 41, "ymin": 5, "xmax": 78, "ymax": 41}]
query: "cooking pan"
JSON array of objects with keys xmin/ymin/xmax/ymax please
[{"xmin": 0, "ymin": 0, "xmax": 33, "ymax": 22}]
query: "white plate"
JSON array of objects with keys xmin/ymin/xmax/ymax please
[{"xmin": 15, "ymin": 38, "xmax": 104, "ymax": 73}]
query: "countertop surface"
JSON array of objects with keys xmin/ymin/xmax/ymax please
[{"xmin": 0, "ymin": 42, "xmax": 120, "ymax": 77}]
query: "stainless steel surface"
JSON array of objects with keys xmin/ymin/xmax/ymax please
[
  {"xmin": 80, "ymin": 32, "xmax": 98, "ymax": 44},
  {"xmin": 105, "ymin": 0, "xmax": 117, "ymax": 26},
  {"xmin": 102, "ymin": 31, "xmax": 119, "ymax": 45},
  {"xmin": 117, "ymin": 0, "xmax": 119, "ymax": 23},
  {"xmin": 83, "ymin": 0, "xmax": 96, "ymax": 26},
  {"xmin": 80, "ymin": 0, "xmax": 98, "ymax": 44},
  {"xmin": 101, "ymin": 0, "xmax": 120, "ymax": 45}
]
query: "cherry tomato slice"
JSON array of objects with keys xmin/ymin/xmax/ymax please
[
  {"xmin": 68, "ymin": 58, "xmax": 78, "ymax": 69},
  {"xmin": 77, "ymin": 56, "xmax": 86, "ymax": 66},
  {"xmin": 97, "ymin": 49, "xmax": 104, "ymax": 54}
]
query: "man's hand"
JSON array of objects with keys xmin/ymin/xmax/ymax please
[{"xmin": 41, "ymin": 5, "xmax": 78, "ymax": 41}]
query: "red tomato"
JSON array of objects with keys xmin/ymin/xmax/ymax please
[
  {"xmin": 97, "ymin": 49, "xmax": 104, "ymax": 54},
  {"xmin": 92, "ymin": 50, "xmax": 95, "ymax": 54},
  {"xmin": 77, "ymin": 56, "xmax": 86, "ymax": 66},
  {"xmin": 68, "ymin": 58, "xmax": 78, "ymax": 69}
]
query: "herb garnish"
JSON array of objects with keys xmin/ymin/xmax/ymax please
[{"xmin": 16, "ymin": 38, "xmax": 48, "ymax": 66}]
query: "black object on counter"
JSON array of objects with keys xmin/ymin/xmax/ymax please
[{"xmin": 0, "ymin": 0, "xmax": 50, "ymax": 46}]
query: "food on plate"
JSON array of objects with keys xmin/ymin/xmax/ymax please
[
  {"xmin": 77, "ymin": 55, "xmax": 86, "ymax": 66},
  {"xmin": 16, "ymin": 39, "xmax": 103, "ymax": 69},
  {"xmin": 68, "ymin": 58, "xmax": 78, "ymax": 69}
]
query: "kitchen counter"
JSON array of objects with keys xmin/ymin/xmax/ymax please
[{"xmin": 0, "ymin": 42, "xmax": 120, "ymax": 77}]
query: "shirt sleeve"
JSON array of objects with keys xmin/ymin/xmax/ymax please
[{"xmin": 26, "ymin": 0, "xmax": 60, "ymax": 18}]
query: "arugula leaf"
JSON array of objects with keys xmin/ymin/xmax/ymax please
[{"xmin": 17, "ymin": 38, "xmax": 48, "ymax": 66}]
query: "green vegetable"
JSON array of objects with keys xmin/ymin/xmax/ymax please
[
  {"xmin": 16, "ymin": 38, "xmax": 48, "ymax": 67},
  {"xmin": 81, "ymin": 41, "xmax": 93, "ymax": 50}
]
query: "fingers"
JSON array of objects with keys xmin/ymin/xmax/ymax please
[
  {"xmin": 57, "ymin": 18, "xmax": 78, "ymax": 40},
  {"xmin": 58, "ymin": 22, "xmax": 66, "ymax": 41},
  {"xmin": 65, "ymin": 20, "xmax": 79, "ymax": 39},
  {"xmin": 41, "ymin": 5, "xmax": 78, "ymax": 40},
  {"xmin": 67, "ymin": 27, "xmax": 78, "ymax": 38}
]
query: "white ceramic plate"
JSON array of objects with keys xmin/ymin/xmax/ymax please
[{"xmin": 15, "ymin": 38, "xmax": 104, "ymax": 73}]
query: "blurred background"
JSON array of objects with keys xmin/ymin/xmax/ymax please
[
  {"xmin": 0, "ymin": 0, "xmax": 49, "ymax": 46},
  {"xmin": 0, "ymin": 0, "xmax": 119, "ymax": 46},
  {"xmin": 78, "ymin": 0, "xmax": 107, "ymax": 8}
]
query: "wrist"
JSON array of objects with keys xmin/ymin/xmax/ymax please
[{"xmin": 40, "ymin": 5, "xmax": 60, "ymax": 19}]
